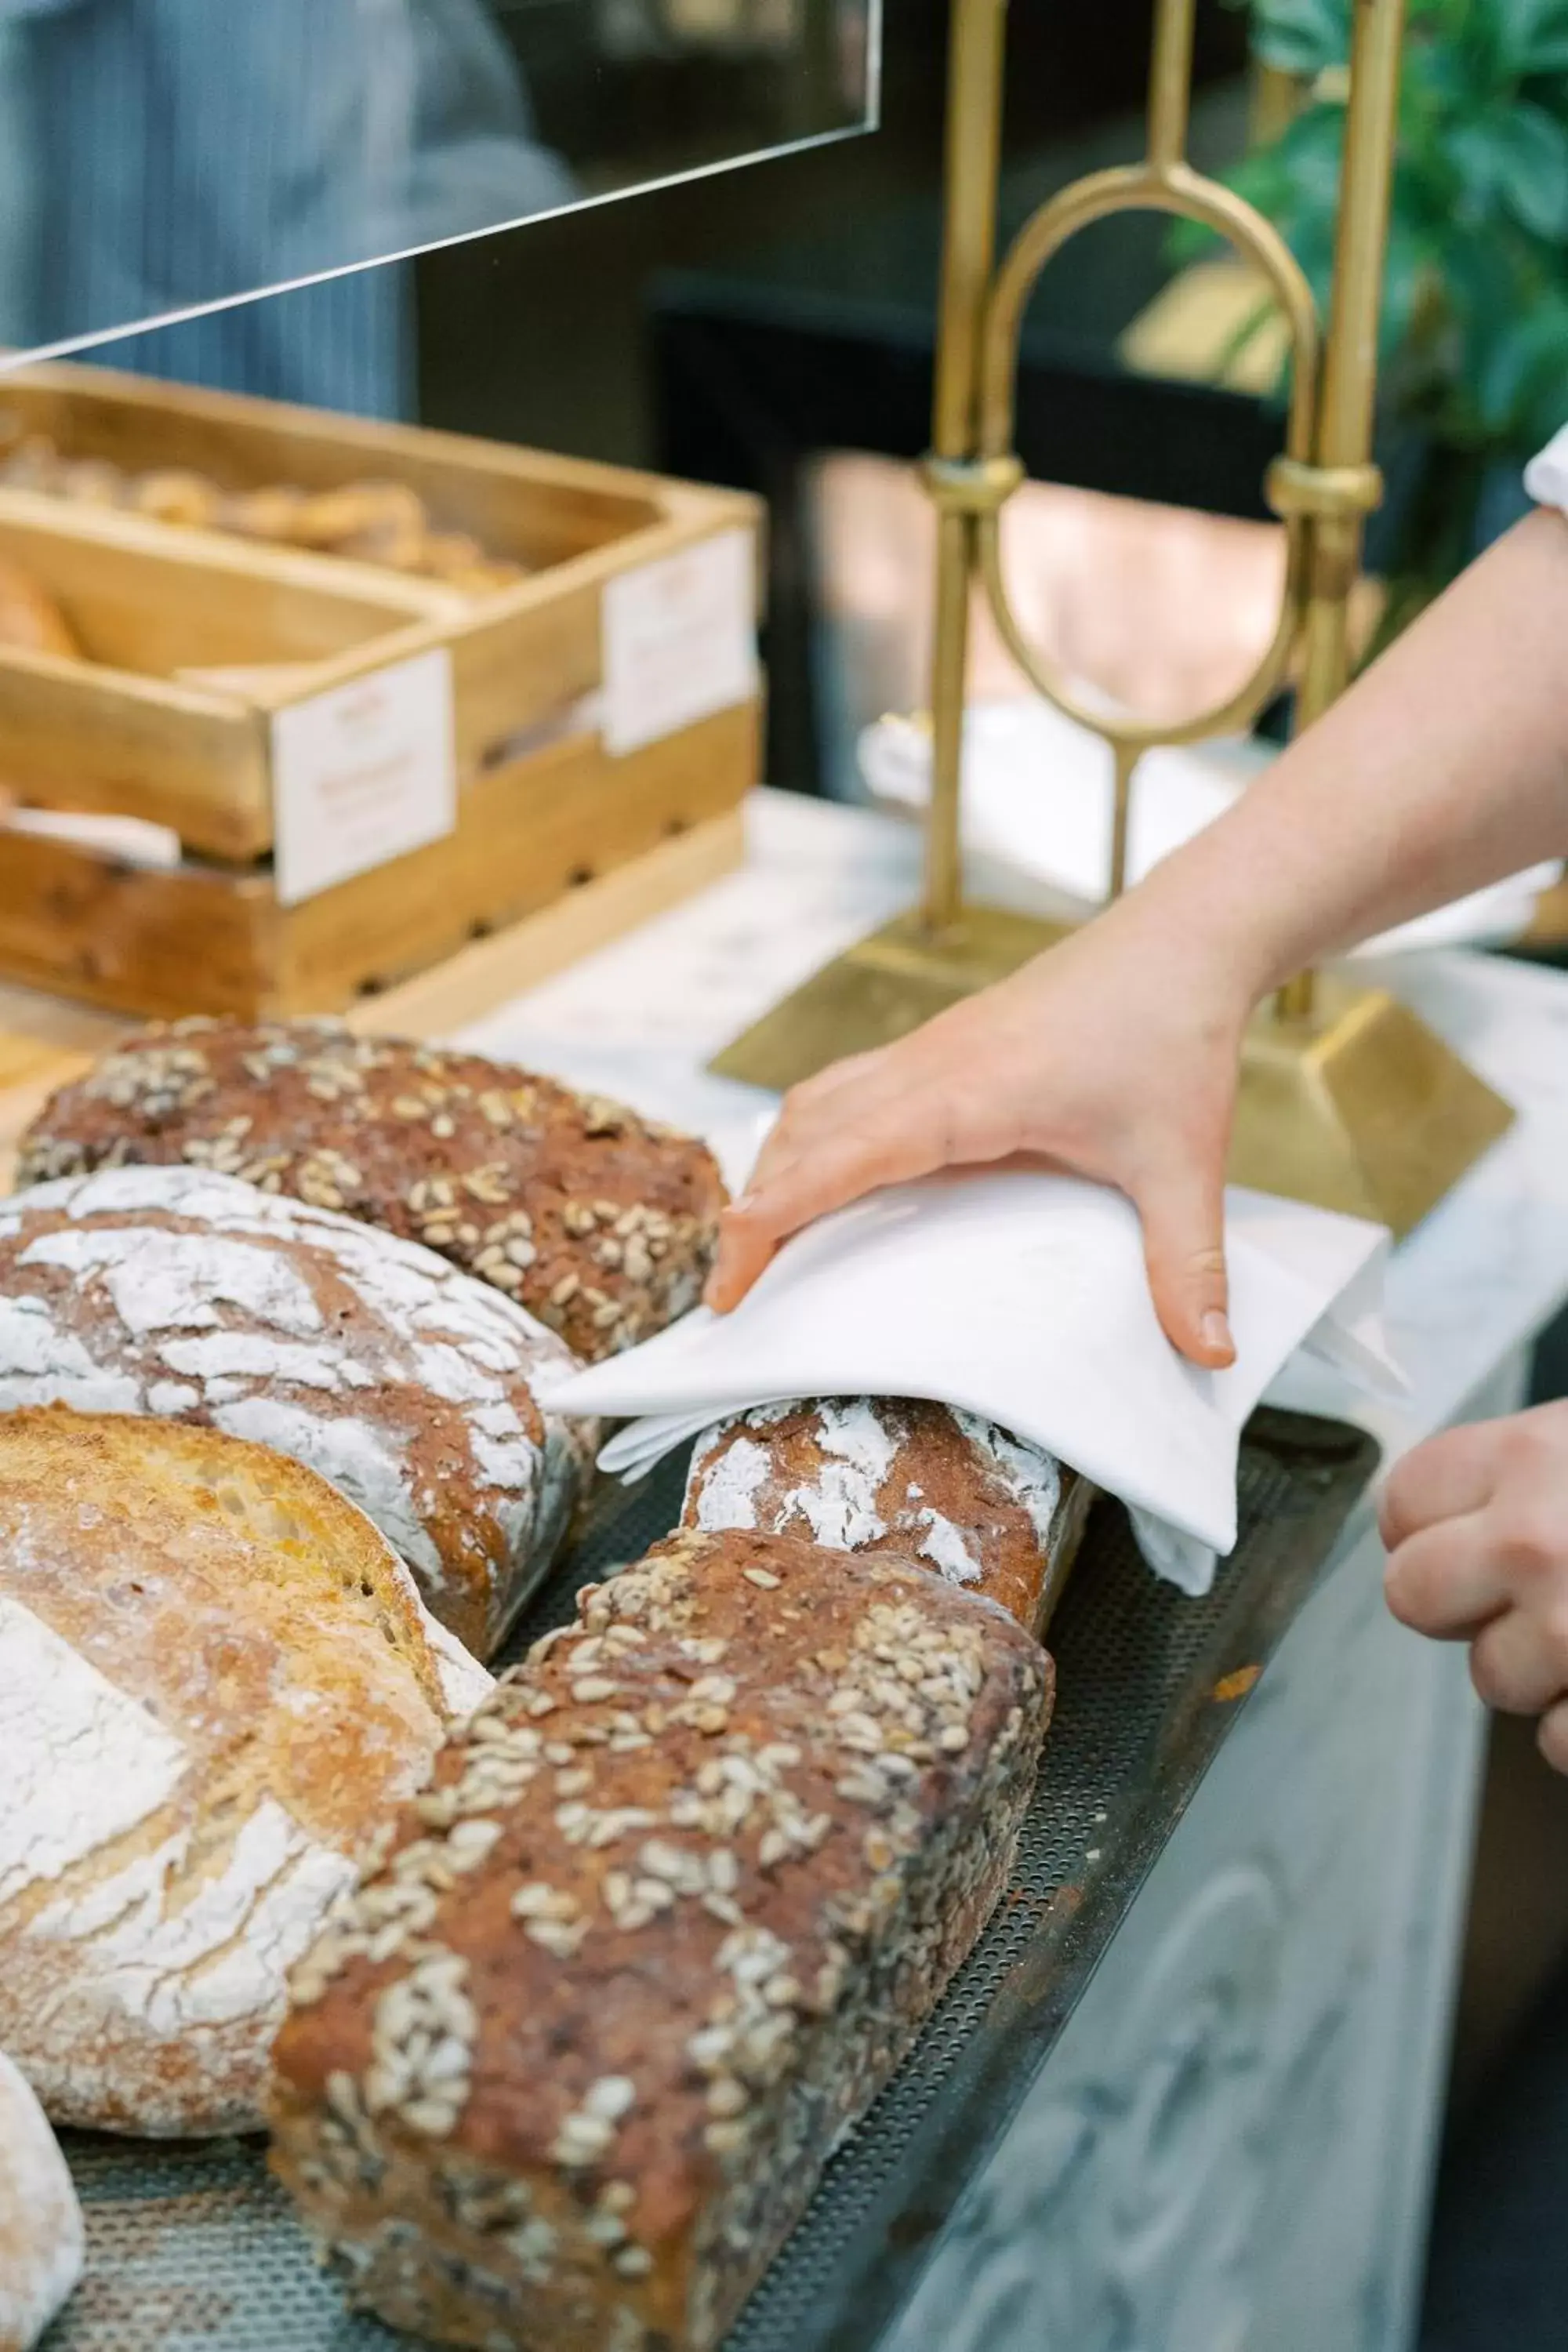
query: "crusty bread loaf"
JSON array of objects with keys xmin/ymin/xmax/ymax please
[
  {"xmin": 20, "ymin": 1018, "xmax": 728, "ymax": 1367},
  {"xmin": 0, "ymin": 2046, "xmax": 84, "ymax": 2350},
  {"xmin": 0, "ymin": 1410, "xmax": 492, "ymax": 2137},
  {"xmin": 269, "ymin": 1526, "xmax": 1051, "ymax": 2351},
  {"xmin": 683, "ymin": 1397, "xmax": 1094, "ymax": 1638},
  {"xmin": 0, "ymin": 1163, "xmax": 593, "ymax": 1657}
]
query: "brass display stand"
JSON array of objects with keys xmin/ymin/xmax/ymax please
[{"xmin": 713, "ymin": 0, "xmax": 1512, "ymax": 1235}]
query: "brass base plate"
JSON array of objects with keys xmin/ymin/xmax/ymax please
[
  {"xmin": 709, "ymin": 902, "xmax": 1069, "ymax": 1091},
  {"xmin": 1230, "ymin": 973, "xmax": 1515, "ymax": 1236},
  {"xmin": 711, "ymin": 906, "xmax": 1512, "ymax": 1240}
]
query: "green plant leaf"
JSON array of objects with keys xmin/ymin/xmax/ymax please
[
  {"xmin": 1247, "ymin": 0, "xmax": 1348, "ymax": 74},
  {"xmin": 1499, "ymin": 100, "xmax": 1568, "ymax": 232},
  {"xmin": 1450, "ymin": 102, "xmax": 1568, "ymax": 235},
  {"xmin": 1269, "ymin": 102, "xmax": 1348, "ymax": 206},
  {"xmin": 1494, "ymin": 0, "xmax": 1568, "ymax": 74},
  {"xmin": 1222, "ymin": 0, "xmax": 1568, "ymax": 480},
  {"xmin": 1476, "ymin": 297, "xmax": 1568, "ymax": 441},
  {"xmin": 1380, "ymin": 220, "xmax": 1437, "ymax": 361}
]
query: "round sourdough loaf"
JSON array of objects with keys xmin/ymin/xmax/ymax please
[
  {"xmin": 682, "ymin": 1397, "xmax": 1092, "ymax": 1637},
  {"xmin": 0, "ymin": 2046, "xmax": 84, "ymax": 2350},
  {"xmin": 0, "ymin": 1410, "xmax": 492, "ymax": 2136},
  {"xmin": 0, "ymin": 1163, "xmax": 593, "ymax": 1657},
  {"xmin": 18, "ymin": 1017, "xmax": 727, "ymax": 1365}
]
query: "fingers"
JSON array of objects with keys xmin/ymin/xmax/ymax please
[
  {"xmin": 1469, "ymin": 1605, "xmax": 1568, "ymax": 1717},
  {"xmin": 1539, "ymin": 1697, "xmax": 1568, "ymax": 1776},
  {"xmin": 706, "ymin": 1101, "xmax": 953, "ymax": 1312},
  {"xmin": 1379, "ymin": 1421, "xmax": 1501, "ymax": 1552},
  {"xmin": 705, "ymin": 1205, "xmax": 779, "ymax": 1315},
  {"xmin": 710, "ymin": 1033, "xmax": 956, "ymax": 1312},
  {"xmin": 1384, "ymin": 1512, "xmax": 1508, "ymax": 1639},
  {"xmin": 1131, "ymin": 1160, "xmax": 1233, "ymax": 1369},
  {"xmin": 741, "ymin": 1051, "xmax": 886, "ymax": 1203},
  {"xmin": 706, "ymin": 999, "xmax": 1034, "ymax": 1312}
]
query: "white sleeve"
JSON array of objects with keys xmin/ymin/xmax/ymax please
[{"xmin": 1523, "ymin": 426, "xmax": 1568, "ymax": 514}]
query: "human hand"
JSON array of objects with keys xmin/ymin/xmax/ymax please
[
  {"xmin": 706, "ymin": 896, "xmax": 1254, "ymax": 1367},
  {"xmin": 1382, "ymin": 1402, "xmax": 1568, "ymax": 1773}
]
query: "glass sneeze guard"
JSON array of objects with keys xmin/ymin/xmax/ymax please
[{"xmin": 0, "ymin": 0, "xmax": 881, "ymax": 374}]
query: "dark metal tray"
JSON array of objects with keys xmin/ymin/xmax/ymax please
[{"xmin": 51, "ymin": 1406, "xmax": 1377, "ymax": 2352}]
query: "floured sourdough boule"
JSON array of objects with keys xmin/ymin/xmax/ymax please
[
  {"xmin": 18, "ymin": 1016, "xmax": 727, "ymax": 1365},
  {"xmin": 683, "ymin": 1396, "xmax": 1094, "ymax": 1637},
  {"xmin": 0, "ymin": 1163, "xmax": 594, "ymax": 1656},
  {"xmin": 0, "ymin": 1411, "xmax": 494, "ymax": 2136},
  {"xmin": 0, "ymin": 2046, "xmax": 84, "ymax": 2350},
  {"xmin": 269, "ymin": 1526, "xmax": 1051, "ymax": 2351}
]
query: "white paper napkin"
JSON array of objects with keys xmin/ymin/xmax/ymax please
[
  {"xmin": 860, "ymin": 702, "xmax": 1560, "ymax": 953},
  {"xmin": 538, "ymin": 1170, "xmax": 1403, "ymax": 1596}
]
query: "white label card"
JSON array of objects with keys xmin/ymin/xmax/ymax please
[
  {"xmin": 272, "ymin": 648, "xmax": 457, "ymax": 907},
  {"xmin": 601, "ymin": 526, "xmax": 759, "ymax": 757}
]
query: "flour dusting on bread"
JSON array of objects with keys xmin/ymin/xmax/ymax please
[
  {"xmin": 0, "ymin": 1413, "xmax": 495, "ymax": 2135},
  {"xmin": 0, "ymin": 1165, "xmax": 593, "ymax": 1653},
  {"xmin": 684, "ymin": 1396, "xmax": 1089, "ymax": 1636},
  {"xmin": 0, "ymin": 2046, "xmax": 83, "ymax": 2349}
]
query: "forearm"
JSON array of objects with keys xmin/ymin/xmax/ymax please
[{"xmin": 1118, "ymin": 505, "xmax": 1568, "ymax": 1000}]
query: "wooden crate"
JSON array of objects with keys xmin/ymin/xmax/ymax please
[
  {"xmin": 0, "ymin": 500, "xmax": 449, "ymax": 855},
  {"xmin": 0, "ymin": 365, "xmax": 761, "ymax": 1018},
  {"xmin": 0, "ymin": 804, "xmax": 748, "ymax": 1189}
]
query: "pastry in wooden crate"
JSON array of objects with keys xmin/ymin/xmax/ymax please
[
  {"xmin": 0, "ymin": 552, "xmax": 82, "ymax": 659},
  {"xmin": 0, "ymin": 364, "xmax": 760, "ymax": 1020},
  {"xmin": 0, "ymin": 426, "xmax": 528, "ymax": 593},
  {"xmin": 20, "ymin": 1017, "xmax": 728, "ymax": 1365}
]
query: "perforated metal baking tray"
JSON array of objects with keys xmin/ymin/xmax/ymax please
[{"xmin": 50, "ymin": 1406, "xmax": 1376, "ymax": 2352}]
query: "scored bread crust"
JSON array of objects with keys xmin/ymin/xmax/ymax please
[
  {"xmin": 0, "ymin": 2046, "xmax": 84, "ymax": 2351},
  {"xmin": 0, "ymin": 1410, "xmax": 493, "ymax": 2136},
  {"xmin": 18, "ymin": 1017, "xmax": 728, "ymax": 1367},
  {"xmin": 0, "ymin": 1163, "xmax": 593, "ymax": 1657},
  {"xmin": 269, "ymin": 1526, "xmax": 1051, "ymax": 2352},
  {"xmin": 683, "ymin": 1397, "xmax": 1094, "ymax": 1637}
]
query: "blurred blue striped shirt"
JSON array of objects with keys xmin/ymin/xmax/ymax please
[{"xmin": 0, "ymin": 0, "xmax": 572, "ymax": 415}]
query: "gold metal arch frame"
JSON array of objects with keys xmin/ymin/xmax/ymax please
[
  {"xmin": 714, "ymin": 0, "xmax": 1512, "ymax": 1236},
  {"xmin": 936, "ymin": 0, "xmax": 1320, "ymax": 915}
]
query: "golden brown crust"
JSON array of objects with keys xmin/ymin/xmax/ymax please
[
  {"xmin": 0, "ymin": 1412, "xmax": 476, "ymax": 2136},
  {"xmin": 130, "ymin": 469, "xmax": 225, "ymax": 529},
  {"xmin": 683, "ymin": 1397, "xmax": 1094, "ymax": 1637},
  {"xmin": 20, "ymin": 1018, "xmax": 727, "ymax": 1367},
  {"xmin": 0, "ymin": 1409, "xmax": 450, "ymax": 1830},
  {"xmin": 0, "ymin": 1165, "xmax": 589, "ymax": 1657},
  {"xmin": 269, "ymin": 1528, "xmax": 1051, "ymax": 2350},
  {"xmin": 0, "ymin": 2047, "xmax": 83, "ymax": 2347}
]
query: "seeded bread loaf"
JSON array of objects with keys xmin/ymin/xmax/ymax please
[
  {"xmin": 0, "ymin": 1163, "xmax": 593, "ymax": 1657},
  {"xmin": 268, "ymin": 1525, "xmax": 1051, "ymax": 2351},
  {"xmin": 0, "ymin": 2047, "xmax": 84, "ymax": 2350},
  {"xmin": 19, "ymin": 1018, "xmax": 727, "ymax": 1366},
  {"xmin": 0, "ymin": 1411, "xmax": 493, "ymax": 2136},
  {"xmin": 683, "ymin": 1397, "xmax": 1094, "ymax": 1638}
]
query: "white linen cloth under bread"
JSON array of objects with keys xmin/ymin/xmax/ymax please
[{"xmin": 537, "ymin": 1170, "xmax": 1403, "ymax": 1598}]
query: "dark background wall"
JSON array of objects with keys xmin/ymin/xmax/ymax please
[{"xmin": 417, "ymin": 0, "xmax": 1249, "ymax": 465}]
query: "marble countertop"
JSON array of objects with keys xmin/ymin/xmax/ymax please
[{"xmin": 456, "ymin": 786, "xmax": 1568, "ymax": 1480}]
